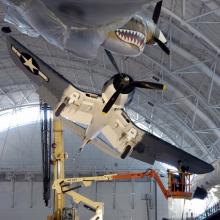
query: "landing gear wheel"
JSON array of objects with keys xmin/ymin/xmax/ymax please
[
  {"xmin": 55, "ymin": 103, "xmax": 66, "ymax": 117},
  {"xmin": 55, "ymin": 97, "xmax": 70, "ymax": 117},
  {"xmin": 121, "ymin": 145, "xmax": 132, "ymax": 159}
]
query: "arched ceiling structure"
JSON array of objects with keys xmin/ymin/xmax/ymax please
[{"xmin": 0, "ymin": 0, "xmax": 219, "ymax": 167}]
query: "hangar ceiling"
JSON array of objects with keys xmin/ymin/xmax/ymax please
[{"xmin": 0, "ymin": 0, "xmax": 219, "ymax": 167}]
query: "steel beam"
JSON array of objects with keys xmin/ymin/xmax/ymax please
[
  {"xmin": 172, "ymin": 59, "xmax": 212, "ymax": 75},
  {"xmin": 141, "ymin": 53, "xmax": 220, "ymax": 140},
  {"xmin": 189, "ymin": 21, "xmax": 220, "ymax": 24},
  {"xmin": 0, "ymin": 87, "xmax": 16, "ymax": 106},
  {"xmin": 186, "ymin": 8, "xmax": 220, "ymax": 22},
  {"xmin": 200, "ymin": 0, "xmax": 220, "ymax": 17},
  {"xmin": 161, "ymin": 7, "xmax": 220, "ymax": 55},
  {"xmin": 192, "ymin": 98, "xmax": 199, "ymax": 129},
  {"xmin": 182, "ymin": 0, "xmax": 186, "ymax": 19},
  {"xmin": 208, "ymin": 63, "xmax": 216, "ymax": 104},
  {"xmin": 194, "ymin": 127, "xmax": 220, "ymax": 134}
]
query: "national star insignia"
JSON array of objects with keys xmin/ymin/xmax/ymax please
[
  {"xmin": 23, "ymin": 57, "xmax": 38, "ymax": 73},
  {"xmin": 11, "ymin": 45, "xmax": 49, "ymax": 82}
]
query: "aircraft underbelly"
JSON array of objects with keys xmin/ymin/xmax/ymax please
[
  {"xmin": 63, "ymin": 111, "xmax": 92, "ymax": 126},
  {"xmin": 42, "ymin": 0, "xmax": 148, "ymax": 28},
  {"xmin": 101, "ymin": 125, "xmax": 123, "ymax": 152},
  {"xmin": 85, "ymin": 113, "xmax": 109, "ymax": 140}
]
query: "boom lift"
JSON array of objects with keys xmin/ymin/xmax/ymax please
[
  {"xmin": 47, "ymin": 117, "xmax": 104, "ymax": 220},
  {"xmin": 47, "ymin": 117, "xmax": 193, "ymax": 220},
  {"xmin": 47, "ymin": 117, "xmax": 66, "ymax": 220}
]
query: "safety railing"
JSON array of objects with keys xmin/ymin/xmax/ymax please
[{"xmin": 167, "ymin": 170, "xmax": 192, "ymax": 199}]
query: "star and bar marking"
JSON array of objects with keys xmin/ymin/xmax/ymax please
[{"xmin": 11, "ymin": 45, "xmax": 49, "ymax": 82}]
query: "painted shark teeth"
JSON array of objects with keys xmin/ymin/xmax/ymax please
[{"xmin": 115, "ymin": 29, "xmax": 146, "ymax": 51}]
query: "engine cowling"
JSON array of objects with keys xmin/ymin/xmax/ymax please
[{"xmin": 101, "ymin": 74, "xmax": 134, "ymax": 109}]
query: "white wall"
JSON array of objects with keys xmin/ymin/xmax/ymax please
[
  {"xmin": 0, "ymin": 180, "xmax": 168, "ymax": 220},
  {"xmin": 0, "ymin": 182, "xmax": 51, "ymax": 220},
  {"xmin": 0, "ymin": 123, "xmax": 169, "ymax": 219}
]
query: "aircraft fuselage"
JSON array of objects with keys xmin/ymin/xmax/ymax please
[{"xmin": 58, "ymin": 74, "xmax": 134, "ymax": 149}]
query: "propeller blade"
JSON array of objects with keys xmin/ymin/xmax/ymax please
[
  {"xmin": 154, "ymin": 37, "xmax": 170, "ymax": 55},
  {"xmin": 104, "ymin": 49, "xmax": 120, "ymax": 73},
  {"xmin": 131, "ymin": 81, "xmax": 166, "ymax": 90},
  {"xmin": 102, "ymin": 89, "xmax": 121, "ymax": 113},
  {"xmin": 152, "ymin": 0, "xmax": 163, "ymax": 24}
]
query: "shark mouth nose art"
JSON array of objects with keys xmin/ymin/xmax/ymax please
[{"xmin": 115, "ymin": 29, "xmax": 146, "ymax": 51}]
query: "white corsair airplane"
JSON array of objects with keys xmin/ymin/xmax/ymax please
[{"xmin": 7, "ymin": 36, "xmax": 214, "ymax": 174}]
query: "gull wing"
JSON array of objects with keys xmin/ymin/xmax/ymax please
[
  {"xmin": 131, "ymin": 129, "xmax": 214, "ymax": 174},
  {"xmin": 7, "ymin": 36, "xmax": 102, "ymax": 126},
  {"xmin": 7, "ymin": 36, "xmax": 72, "ymax": 109},
  {"xmin": 101, "ymin": 109, "xmax": 214, "ymax": 174}
]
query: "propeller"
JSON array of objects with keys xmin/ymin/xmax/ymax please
[
  {"xmin": 102, "ymin": 88, "xmax": 122, "ymax": 113},
  {"xmin": 154, "ymin": 37, "xmax": 170, "ymax": 55},
  {"xmin": 102, "ymin": 79, "xmax": 166, "ymax": 113},
  {"xmin": 102, "ymin": 50, "xmax": 166, "ymax": 113},
  {"xmin": 151, "ymin": 0, "xmax": 170, "ymax": 55},
  {"xmin": 105, "ymin": 49, "xmax": 120, "ymax": 73},
  {"xmin": 130, "ymin": 81, "xmax": 166, "ymax": 90},
  {"xmin": 152, "ymin": 0, "xmax": 163, "ymax": 24}
]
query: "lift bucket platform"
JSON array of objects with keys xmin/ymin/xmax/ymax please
[{"xmin": 167, "ymin": 170, "xmax": 192, "ymax": 199}]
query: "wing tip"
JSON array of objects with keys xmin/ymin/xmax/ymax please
[
  {"xmin": 191, "ymin": 163, "xmax": 215, "ymax": 175},
  {"xmin": 204, "ymin": 163, "xmax": 215, "ymax": 174}
]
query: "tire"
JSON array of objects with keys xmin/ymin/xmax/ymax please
[
  {"xmin": 55, "ymin": 103, "xmax": 66, "ymax": 117},
  {"xmin": 121, "ymin": 145, "xmax": 132, "ymax": 159}
]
